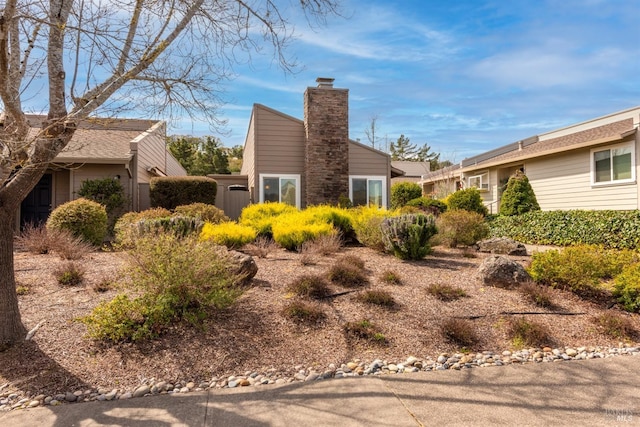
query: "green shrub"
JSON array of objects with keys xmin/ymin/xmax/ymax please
[
  {"xmin": 489, "ymin": 210, "xmax": 640, "ymax": 249},
  {"xmin": 613, "ymin": 263, "xmax": 640, "ymax": 312},
  {"xmin": 174, "ymin": 203, "xmax": 229, "ymax": 224},
  {"xmin": 78, "ymin": 177, "xmax": 127, "ymax": 234},
  {"xmin": 271, "ymin": 211, "xmax": 334, "ymax": 250},
  {"xmin": 436, "ymin": 210, "xmax": 489, "ymax": 248},
  {"xmin": 200, "ymin": 221, "xmax": 257, "ymax": 249},
  {"xmin": 81, "ymin": 234, "xmax": 243, "ymax": 342},
  {"xmin": 304, "ymin": 205, "xmax": 353, "ymax": 236},
  {"xmin": 528, "ymin": 245, "xmax": 637, "ymax": 294},
  {"xmin": 47, "ymin": 198, "xmax": 108, "ymax": 246},
  {"xmin": 406, "ymin": 197, "xmax": 447, "ymax": 215},
  {"xmin": 134, "ymin": 215, "xmax": 203, "ymax": 239},
  {"xmin": 113, "ymin": 208, "xmax": 172, "ymax": 248},
  {"xmin": 150, "ymin": 176, "xmax": 217, "ymax": 210},
  {"xmin": 381, "ymin": 213, "xmax": 437, "ymax": 260},
  {"xmin": 79, "ymin": 294, "xmax": 150, "ymax": 342},
  {"xmin": 390, "ymin": 182, "xmax": 423, "ymax": 209},
  {"xmin": 349, "ymin": 206, "xmax": 390, "ymax": 251},
  {"xmin": 446, "ymin": 188, "xmax": 488, "ymax": 216},
  {"xmin": 239, "ymin": 202, "xmax": 297, "ymax": 237},
  {"xmin": 498, "ymin": 171, "xmax": 540, "ymax": 216}
]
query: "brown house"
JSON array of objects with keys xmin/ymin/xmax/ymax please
[
  {"xmin": 240, "ymin": 78, "xmax": 400, "ymax": 209},
  {"xmin": 17, "ymin": 116, "xmax": 186, "ymax": 228}
]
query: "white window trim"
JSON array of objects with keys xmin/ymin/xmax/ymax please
[
  {"xmin": 467, "ymin": 171, "xmax": 489, "ymax": 192},
  {"xmin": 349, "ymin": 175, "xmax": 387, "ymax": 208},
  {"xmin": 590, "ymin": 142, "xmax": 636, "ymax": 187},
  {"xmin": 259, "ymin": 174, "xmax": 301, "ymax": 208}
]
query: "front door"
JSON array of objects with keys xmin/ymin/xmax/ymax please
[{"xmin": 20, "ymin": 174, "xmax": 52, "ymax": 228}]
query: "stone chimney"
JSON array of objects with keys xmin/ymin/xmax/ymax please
[{"xmin": 304, "ymin": 77, "xmax": 349, "ymax": 206}]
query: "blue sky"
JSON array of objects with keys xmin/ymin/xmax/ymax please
[{"xmin": 170, "ymin": 0, "xmax": 639, "ymax": 162}]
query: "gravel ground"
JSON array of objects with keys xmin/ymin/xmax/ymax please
[{"xmin": 1, "ymin": 244, "xmax": 638, "ymax": 407}]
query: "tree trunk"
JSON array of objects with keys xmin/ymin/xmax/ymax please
[{"xmin": 0, "ymin": 208, "xmax": 26, "ymax": 350}]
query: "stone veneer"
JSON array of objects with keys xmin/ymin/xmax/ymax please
[{"xmin": 303, "ymin": 78, "xmax": 349, "ymax": 206}]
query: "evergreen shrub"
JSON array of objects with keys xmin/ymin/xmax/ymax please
[
  {"xmin": 46, "ymin": 198, "xmax": 107, "ymax": 246},
  {"xmin": 380, "ymin": 213, "xmax": 437, "ymax": 260}
]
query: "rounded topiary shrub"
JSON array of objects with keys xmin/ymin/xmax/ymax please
[
  {"xmin": 499, "ymin": 171, "xmax": 540, "ymax": 216},
  {"xmin": 174, "ymin": 203, "xmax": 229, "ymax": 224},
  {"xmin": 47, "ymin": 198, "xmax": 107, "ymax": 246},
  {"xmin": 446, "ymin": 188, "xmax": 488, "ymax": 216},
  {"xmin": 390, "ymin": 182, "xmax": 423, "ymax": 209}
]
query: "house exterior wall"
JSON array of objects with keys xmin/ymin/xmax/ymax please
[
  {"xmin": 349, "ymin": 141, "xmax": 392, "ymax": 205},
  {"xmin": 240, "ymin": 110, "xmax": 257, "ymax": 202},
  {"xmin": 304, "ymin": 82, "xmax": 349, "ymax": 206},
  {"xmin": 526, "ymin": 140, "xmax": 639, "ymax": 211},
  {"xmin": 52, "ymin": 169, "xmax": 70, "ymax": 208},
  {"xmin": 249, "ymin": 105, "xmax": 307, "ymax": 205}
]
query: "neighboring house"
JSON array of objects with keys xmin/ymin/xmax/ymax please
[
  {"xmin": 17, "ymin": 115, "xmax": 186, "ymax": 228},
  {"xmin": 391, "ymin": 161, "xmax": 430, "ymax": 185},
  {"xmin": 240, "ymin": 78, "xmax": 402, "ymax": 209},
  {"xmin": 419, "ymin": 107, "xmax": 640, "ymax": 214}
]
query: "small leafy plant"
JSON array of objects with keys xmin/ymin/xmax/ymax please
[
  {"xmin": 381, "ymin": 213, "xmax": 437, "ymax": 260},
  {"xmin": 343, "ymin": 319, "xmax": 387, "ymax": 344}
]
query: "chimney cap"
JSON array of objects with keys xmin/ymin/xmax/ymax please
[{"xmin": 316, "ymin": 77, "xmax": 335, "ymax": 88}]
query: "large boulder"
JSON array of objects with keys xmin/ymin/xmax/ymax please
[
  {"xmin": 476, "ymin": 237, "xmax": 527, "ymax": 256},
  {"xmin": 227, "ymin": 250, "xmax": 258, "ymax": 285},
  {"xmin": 478, "ymin": 255, "xmax": 530, "ymax": 288}
]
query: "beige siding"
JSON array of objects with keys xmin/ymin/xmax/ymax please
[
  {"xmin": 241, "ymin": 110, "xmax": 257, "ymax": 202},
  {"xmin": 349, "ymin": 142, "xmax": 388, "ymax": 175},
  {"xmin": 165, "ymin": 152, "xmax": 187, "ymax": 176},
  {"xmin": 134, "ymin": 125, "xmax": 169, "ymax": 184},
  {"xmin": 252, "ymin": 106, "xmax": 306, "ymax": 203},
  {"xmin": 526, "ymin": 148, "xmax": 638, "ymax": 211},
  {"xmin": 52, "ymin": 170, "xmax": 70, "ymax": 208}
]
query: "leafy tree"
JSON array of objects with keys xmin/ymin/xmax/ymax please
[
  {"xmin": 191, "ymin": 136, "xmax": 230, "ymax": 175},
  {"xmin": 0, "ymin": 0, "xmax": 340, "ymax": 349},
  {"xmin": 390, "ymin": 135, "xmax": 440, "ymax": 169},
  {"xmin": 499, "ymin": 171, "xmax": 540, "ymax": 216},
  {"xmin": 167, "ymin": 136, "xmax": 198, "ymax": 173}
]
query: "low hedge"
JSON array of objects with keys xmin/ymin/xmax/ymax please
[{"xmin": 489, "ymin": 210, "xmax": 640, "ymax": 249}]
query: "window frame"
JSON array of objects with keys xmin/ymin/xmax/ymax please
[
  {"xmin": 349, "ymin": 175, "xmax": 387, "ymax": 208},
  {"xmin": 590, "ymin": 142, "xmax": 636, "ymax": 187},
  {"xmin": 467, "ymin": 171, "xmax": 489, "ymax": 192},
  {"xmin": 259, "ymin": 174, "xmax": 301, "ymax": 208}
]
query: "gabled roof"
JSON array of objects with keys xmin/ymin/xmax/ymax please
[
  {"xmin": 23, "ymin": 115, "xmax": 160, "ymax": 163},
  {"xmin": 391, "ymin": 161, "xmax": 430, "ymax": 177}
]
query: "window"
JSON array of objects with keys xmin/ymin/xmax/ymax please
[
  {"xmin": 592, "ymin": 143, "xmax": 635, "ymax": 185},
  {"xmin": 468, "ymin": 172, "xmax": 489, "ymax": 191},
  {"xmin": 259, "ymin": 174, "xmax": 300, "ymax": 208},
  {"xmin": 350, "ymin": 176, "xmax": 386, "ymax": 207}
]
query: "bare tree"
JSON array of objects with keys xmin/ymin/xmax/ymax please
[
  {"xmin": 364, "ymin": 115, "xmax": 379, "ymax": 150},
  {"xmin": 0, "ymin": 0, "xmax": 340, "ymax": 349}
]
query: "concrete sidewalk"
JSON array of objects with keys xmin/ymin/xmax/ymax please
[{"xmin": 1, "ymin": 355, "xmax": 638, "ymax": 426}]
